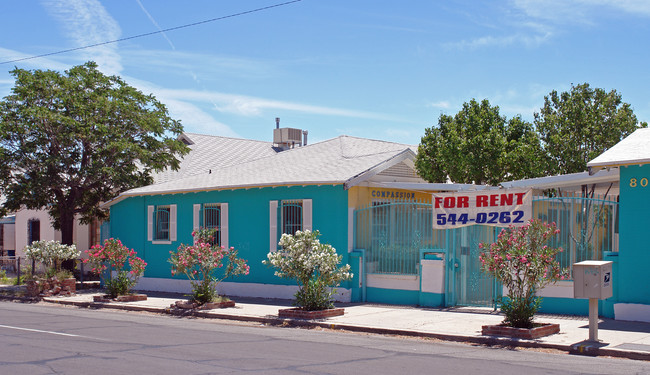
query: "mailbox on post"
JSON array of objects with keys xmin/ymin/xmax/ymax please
[
  {"xmin": 573, "ymin": 260, "xmax": 613, "ymax": 342},
  {"xmin": 573, "ymin": 260, "xmax": 613, "ymax": 300}
]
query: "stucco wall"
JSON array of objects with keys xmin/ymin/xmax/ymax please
[
  {"xmin": 14, "ymin": 209, "xmax": 92, "ymax": 257},
  {"xmin": 618, "ymin": 164, "xmax": 650, "ymax": 305},
  {"xmin": 15, "ymin": 209, "xmax": 59, "ymax": 257},
  {"xmin": 109, "ymin": 185, "xmax": 350, "ymax": 289}
]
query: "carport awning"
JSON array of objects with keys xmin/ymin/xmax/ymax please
[{"xmin": 499, "ymin": 169, "xmax": 619, "ymax": 191}]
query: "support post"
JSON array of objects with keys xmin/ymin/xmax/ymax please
[
  {"xmin": 16, "ymin": 257, "xmax": 21, "ymax": 285},
  {"xmin": 588, "ymin": 298, "xmax": 599, "ymax": 341}
]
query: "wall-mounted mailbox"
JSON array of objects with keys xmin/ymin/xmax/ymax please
[{"xmin": 573, "ymin": 260, "xmax": 613, "ymax": 300}]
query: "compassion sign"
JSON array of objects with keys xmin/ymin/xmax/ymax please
[{"xmin": 432, "ymin": 188, "xmax": 532, "ymax": 229}]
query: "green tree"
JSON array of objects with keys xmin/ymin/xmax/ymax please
[
  {"xmin": 0, "ymin": 62, "xmax": 189, "ymax": 247},
  {"xmin": 503, "ymin": 115, "xmax": 546, "ymax": 181},
  {"xmin": 535, "ymin": 83, "xmax": 647, "ymax": 175},
  {"xmin": 416, "ymin": 99, "xmax": 544, "ymax": 185}
]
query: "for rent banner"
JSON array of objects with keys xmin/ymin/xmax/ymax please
[{"xmin": 432, "ymin": 188, "xmax": 533, "ymax": 229}]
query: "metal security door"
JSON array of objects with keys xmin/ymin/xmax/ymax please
[{"xmin": 447, "ymin": 225, "xmax": 499, "ymax": 307}]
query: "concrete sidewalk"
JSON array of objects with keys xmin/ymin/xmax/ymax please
[{"xmin": 2, "ymin": 286, "xmax": 650, "ymax": 361}]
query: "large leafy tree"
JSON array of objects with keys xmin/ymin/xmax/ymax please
[
  {"xmin": 416, "ymin": 99, "xmax": 544, "ymax": 185},
  {"xmin": 535, "ymin": 83, "xmax": 647, "ymax": 175},
  {"xmin": 0, "ymin": 61, "xmax": 189, "ymax": 247}
]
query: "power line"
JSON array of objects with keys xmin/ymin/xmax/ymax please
[{"xmin": 1, "ymin": 0, "xmax": 302, "ymax": 65}]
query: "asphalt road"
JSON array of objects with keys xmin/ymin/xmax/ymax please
[{"xmin": 0, "ymin": 302, "xmax": 649, "ymax": 375}]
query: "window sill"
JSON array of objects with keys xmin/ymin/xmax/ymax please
[{"xmin": 152, "ymin": 240, "xmax": 172, "ymax": 245}]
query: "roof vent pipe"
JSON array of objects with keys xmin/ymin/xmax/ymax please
[
  {"xmin": 275, "ymin": 117, "xmax": 280, "ymax": 129},
  {"xmin": 303, "ymin": 130, "xmax": 308, "ymax": 146}
]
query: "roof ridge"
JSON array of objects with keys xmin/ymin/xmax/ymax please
[
  {"xmin": 183, "ymin": 132, "xmax": 272, "ymax": 144},
  {"xmin": 337, "ymin": 134, "xmax": 415, "ymax": 148}
]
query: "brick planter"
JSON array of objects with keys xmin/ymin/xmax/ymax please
[
  {"xmin": 93, "ymin": 294, "xmax": 148, "ymax": 302},
  {"xmin": 482, "ymin": 323, "xmax": 560, "ymax": 339},
  {"xmin": 173, "ymin": 300, "xmax": 235, "ymax": 310},
  {"xmin": 278, "ymin": 307, "xmax": 345, "ymax": 320},
  {"xmin": 60, "ymin": 278, "xmax": 76, "ymax": 294},
  {"xmin": 26, "ymin": 278, "xmax": 76, "ymax": 297}
]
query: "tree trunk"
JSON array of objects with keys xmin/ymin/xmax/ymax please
[{"xmin": 60, "ymin": 213, "xmax": 76, "ymax": 274}]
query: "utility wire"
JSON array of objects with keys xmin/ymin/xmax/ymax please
[{"xmin": 1, "ymin": 0, "xmax": 302, "ymax": 65}]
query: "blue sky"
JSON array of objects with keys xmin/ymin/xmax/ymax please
[{"xmin": 1, "ymin": 0, "xmax": 649, "ymax": 146}]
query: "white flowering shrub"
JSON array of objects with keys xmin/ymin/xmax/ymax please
[
  {"xmin": 24, "ymin": 240, "xmax": 79, "ymax": 277},
  {"xmin": 263, "ymin": 230, "xmax": 352, "ymax": 311}
]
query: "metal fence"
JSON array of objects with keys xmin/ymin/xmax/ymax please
[
  {"xmin": 354, "ymin": 193, "xmax": 618, "ymax": 277},
  {"xmin": 533, "ymin": 193, "xmax": 617, "ymax": 270},
  {"xmin": 0, "ymin": 257, "xmax": 97, "ymax": 285},
  {"xmin": 355, "ymin": 199, "xmax": 443, "ymax": 275}
]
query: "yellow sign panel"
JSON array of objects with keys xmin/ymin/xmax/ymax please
[{"xmin": 348, "ymin": 186, "xmax": 431, "ymax": 208}]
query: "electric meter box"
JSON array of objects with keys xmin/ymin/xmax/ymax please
[{"xmin": 573, "ymin": 260, "xmax": 613, "ymax": 299}]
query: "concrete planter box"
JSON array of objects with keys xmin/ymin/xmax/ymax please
[
  {"xmin": 93, "ymin": 294, "xmax": 148, "ymax": 302},
  {"xmin": 482, "ymin": 323, "xmax": 560, "ymax": 339},
  {"xmin": 173, "ymin": 300, "xmax": 236, "ymax": 310},
  {"xmin": 278, "ymin": 308, "xmax": 345, "ymax": 320}
]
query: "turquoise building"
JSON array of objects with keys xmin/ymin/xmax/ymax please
[
  {"xmin": 105, "ymin": 128, "xmax": 649, "ymax": 322},
  {"xmin": 588, "ymin": 128, "xmax": 650, "ymax": 322},
  {"xmin": 105, "ymin": 130, "xmax": 429, "ymax": 301}
]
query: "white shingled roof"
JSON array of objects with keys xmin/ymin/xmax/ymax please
[
  {"xmin": 587, "ymin": 128, "xmax": 650, "ymax": 171},
  {"xmin": 106, "ymin": 135, "xmax": 415, "ymax": 205},
  {"xmin": 152, "ymin": 133, "xmax": 279, "ymax": 183}
]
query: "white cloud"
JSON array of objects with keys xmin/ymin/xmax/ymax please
[
  {"xmin": 161, "ymin": 97, "xmax": 239, "ymax": 137},
  {"xmin": 428, "ymin": 100, "xmax": 451, "ymax": 109},
  {"xmin": 123, "ymin": 49, "xmax": 275, "ymax": 81},
  {"xmin": 445, "ymin": 27, "xmax": 552, "ymax": 50},
  {"xmin": 447, "ymin": 0, "xmax": 650, "ymax": 51},
  {"xmin": 152, "ymin": 88, "xmax": 405, "ymax": 122},
  {"xmin": 606, "ymin": 0, "xmax": 650, "ymax": 16},
  {"xmin": 41, "ymin": 0, "xmax": 122, "ymax": 75},
  {"xmin": 512, "ymin": 0, "xmax": 650, "ymax": 23}
]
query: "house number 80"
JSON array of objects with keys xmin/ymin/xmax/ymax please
[{"xmin": 630, "ymin": 178, "xmax": 649, "ymax": 187}]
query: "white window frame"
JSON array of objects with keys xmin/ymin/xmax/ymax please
[
  {"xmin": 148, "ymin": 204, "xmax": 176, "ymax": 244},
  {"xmin": 269, "ymin": 199, "xmax": 312, "ymax": 253},
  {"xmin": 193, "ymin": 203, "xmax": 228, "ymax": 248}
]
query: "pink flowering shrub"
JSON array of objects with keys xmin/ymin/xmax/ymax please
[
  {"xmin": 85, "ymin": 238, "xmax": 147, "ymax": 298},
  {"xmin": 168, "ymin": 228, "xmax": 250, "ymax": 304},
  {"xmin": 479, "ymin": 219, "xmax": 569, "ymax": 328}
]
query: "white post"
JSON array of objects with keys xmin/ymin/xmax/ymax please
[{"xmin": 588, "ymin": 298, "xmax": 599, "ymax": 342}]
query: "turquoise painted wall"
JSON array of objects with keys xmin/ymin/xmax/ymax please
[
  {"xmin": 618, "ymin": 164, "xmax": 650, "ymax": 305},
  {"xmin": 366, "ymin": 287, "xmax": 420, "ymax": 306},
  {"xmin": 110, "ymin": 185, "xmax": 350, "ymax": 287}
]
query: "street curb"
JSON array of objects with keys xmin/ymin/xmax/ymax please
[
  {"xmin": 0, "ymin": 293, "xmax": 40, "ymax": 303},
  {"xmin": 12, "ymin": 296, "xmax": 650, "ymax": 362}
]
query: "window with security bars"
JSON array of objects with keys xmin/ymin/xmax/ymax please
[
  {"xmin": 202, "ymin": 203, "xmax": 221, "ymax": 245},
  {"xmin": 155, "ymin": 205, "xmax": 170, "ymax": 241},
  {"xmin": 281, "ymin": 200, "xmax": 303, "ymax": 236}
]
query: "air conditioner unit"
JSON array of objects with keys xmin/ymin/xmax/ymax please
[{"xmin": 274, "ymin": 128, "xmax": 303, "ymax": 147}]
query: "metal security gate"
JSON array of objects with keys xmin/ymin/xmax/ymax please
[{"xmin": 446, "ymin": 225, "xmax": 499, "ymax": 307}]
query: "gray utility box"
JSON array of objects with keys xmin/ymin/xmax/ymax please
[{"xmin": 573, "ymin": 260, "xmax": 613, "ymax": 299}]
